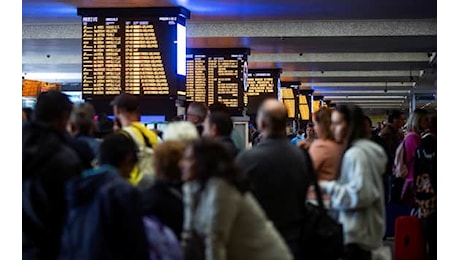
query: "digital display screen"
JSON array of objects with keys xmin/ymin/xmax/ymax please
[
  {"xmin": 140, "ymin": 115, "xmax": 166, "ymax": 123},
  {"xmin": 280, "ymin": 88, "xmax": 295, "ymax": 118},
  {"xmin": 244, "ymin": 69, "xmax": 281, "ymax": 114},
  {"xmin": 313, "ymin": 100, "xmax": 321, "ymax": 113},
  {"xmin": 78, "ymin": 8, "xmax": 189, "ymax": 98},
  {"xmin": 176, "ymin": 23, "xmax": 186, "ymax": 76},
  {"xmin": 299, "ymin": 94, "xmax": 310, "ymax": 121},
  {"xmin": 186, "ymin": 48, "xmax": 250, "ymax": 110},
  {"xmin": 62, "ymin": 91, "xmax": 85, "ymax": 104}
]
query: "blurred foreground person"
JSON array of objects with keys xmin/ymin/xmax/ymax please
[
  {"xmin": 23, "ymin": 91, "xmax": 83, "ymax": 260},
  {"xmin": 59, "ymin": 133, "xmax": 149, "ymax": 260},
  {"xmin": 236, "ymin": 99, "xmax": 307, "ymax": 259},
  {"xmin": 181, "ymin": 138, "xmax": 292, "ymax": 260},
  {"xmin": 142, "ymin": 141, "xmax": 185, "ymax": 239},
  {"xmin": 319, "ymin": 105, "xmax": 386, "ymax": 260}
]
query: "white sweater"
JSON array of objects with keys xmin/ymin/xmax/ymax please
[{"xmin": 319, "ymin": 139, "xmax": 387, "ymax": 251}]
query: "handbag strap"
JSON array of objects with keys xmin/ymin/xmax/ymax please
[{"xmin": 301, "ymin": 147, "xmax": 326, "ymax": 209}]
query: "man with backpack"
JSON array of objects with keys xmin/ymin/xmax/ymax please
[{"xmin": 111, "ymin": 93, "xmax": 160, "ymax": 189}]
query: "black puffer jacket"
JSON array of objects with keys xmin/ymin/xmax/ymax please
[{"xmin": 23, "ymin": 122, "xmax": 82, "ymax": 260}]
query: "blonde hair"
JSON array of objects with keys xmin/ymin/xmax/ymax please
[
  {"xmin": 163, "ymin": 121, "xmax": 199, "ymax": 143},
  {"xmin": 153, "ymin": 141, "xmax": 186, "ymax": 181},
  {"xmin": 406, "ymin": 108, "xmax": 428, "ymax": 134}
]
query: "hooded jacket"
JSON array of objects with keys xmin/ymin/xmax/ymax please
[
  {"xmin": 182, "ymin": 177, "xmax": 293, "ymax": 260},
  {"xmin": 59, "ymin": 165, "xmax": 150, "ymax": 260},
  {"xmin": 319, "ymin": 139, "xmax": 387, "ymax": 251},
  {"xmin": 23, "ymin": 122, "xmax": 82, "ymax": 260}
]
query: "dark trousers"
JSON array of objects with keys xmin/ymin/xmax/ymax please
[{"xmin": 343, "ymin": 243, "xmax": 371, "ymax": 260}]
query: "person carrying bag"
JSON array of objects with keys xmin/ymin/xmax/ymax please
[{"xmin": 300, "ymin": 148, "xmax": 344, "ymax": 260}]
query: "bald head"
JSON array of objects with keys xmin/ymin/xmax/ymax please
[{"xmin": 257, "ymin": 99, "xmax": 288, "ymax": 137}]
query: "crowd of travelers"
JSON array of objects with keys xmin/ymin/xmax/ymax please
[{"xmin": 23, "ymin": 90, "xmax": 436, "ymax": 260}]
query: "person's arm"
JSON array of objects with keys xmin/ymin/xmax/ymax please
[
  {"xmin": 404, "ymin": 134, "xmax": 421, "ymax": 178},
  {"xmin": 319, "ymin": 149, "xmax": 381, "ymax": 210},
  {"xmin": 204, "ymin": 180, "xmax": 241, "ymax": 260}
]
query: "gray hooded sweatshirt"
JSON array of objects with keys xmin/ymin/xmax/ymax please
[{"xmin": 319, "ymin": 139, "xmax": 387, "ymax": 251}]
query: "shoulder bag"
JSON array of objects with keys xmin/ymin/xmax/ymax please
[{"xmin": 300, "ymin": 148, "xmax": 344, "ymax": 260}]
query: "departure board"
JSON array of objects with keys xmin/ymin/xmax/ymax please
[
  {"xmin": 313, "ymin": 100, "xmax": 321, "ymax": 113},
  {"xmin": 78, "ymin": 7, "xmax": 190, "ymax": 99},
  {"xmin": 299, "ymin": 94, "xmax": 310, "ymax": 121},
  {"xmin": 280, "ymin": 82, "xmax": 301, "ymax": 119},
  {"xmin": 186, "ymin": 48, "xmax": 250, "ymax": 111},
  {"xmin": 280, "ymin": 88, "xmax": 296, "ymax": 118},
  {"xmin": 244, "ymin": 69, "xmax": 281, "ymax": 114}
]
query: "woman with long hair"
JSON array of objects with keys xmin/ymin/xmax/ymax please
[
  {"xmin": 400, "ymin": 108, "xmax": 430, "ymax": 206},
  {"xmin": 180, "ymin": 138, "xmax": 292, "ymax": 260},
  {"xmin": 309, "ymin": 107, "xmax": 343, "ymax": 181},
  {"xmin": 306, "ymin": 107, "xmax": 344, "ymax": 213},
  {"xmin": 318, "ymin": 105, "xmax": 387, "ymax": 260}
]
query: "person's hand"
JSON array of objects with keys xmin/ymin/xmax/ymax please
[{"xmin": 297, "ymin": 139, "xmax": 312, "ymax": 149}]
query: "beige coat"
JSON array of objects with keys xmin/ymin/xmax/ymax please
[{"xmin": 183, "ymin": 177, "xmax": 293, "ymax": 260}]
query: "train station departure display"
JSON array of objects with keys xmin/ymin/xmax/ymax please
[
  {"xmin": 186, "ymin": 48, "xmax": 250, "ymax": 109},
  {"xmin": 280, "ymin": 88, "xmax": 296, "ymax": 118},
  {"xmin": 77, "ymin": 7, "xmax": 189, "ymax": 98},
  {"xmin": 244, "ymin": 69, "xmax": 281, "ymax": 114},
  {"xmin": 299, "ymin": 94, "xmax": 310, "ymax": 121}
]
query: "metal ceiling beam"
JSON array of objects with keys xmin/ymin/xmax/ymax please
[
  {"xmin": 281, "ymin": 70, "xmax": 421, "ymax": 77},
  {"xmin": 315, "ymin": 90, "xmax": 411, "ymax": 95},
  {"xmin": 249, "ymin": 53, "xmax": 430, "ymax": 63},
  {"xmin": 301, "ymin": 82, "xmax": 415, "ymax": 87},
  {"xmin": 22, "ymin": 19, "xmax": 436, "ymax": 39},
  {"xmin": 187, "ymin": 19, "xmax": 436, "ymax": 37},
  {"xmin": 22, "ymin": 53, "xmax": 430, "ymax": 65},
  {"xmin": 326, "ymin": 96, "xmax": 407, "ymax": 100}
]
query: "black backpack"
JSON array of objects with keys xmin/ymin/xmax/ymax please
[{"xmin": 413, "ymin": 132, "xmax": 436, "ymax": 218}]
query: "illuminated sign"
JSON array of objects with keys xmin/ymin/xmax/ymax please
[
  {"xmin": 244, "ymin": 69, "xmax": 281, "ymax": 114},
  {"xmin": 186, "ymin": 48, "xmax": 250, "ymax": 112},
  {"xmin": 78, "ymin": 7, "xmax": 190, "ymax": 98}
]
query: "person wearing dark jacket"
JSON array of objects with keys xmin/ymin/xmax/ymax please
[
  {"xmin": 59, "ymin": 133, "xmax": 150, "ymax": 260},
  {"xmin": 141, "ymin": 140, "xmax": 185, "ymax": 239},
  {"xmin": 203, "ymin": 110, "xmax": 240, "ymax": 158},
  {"xmin": 67, "ymin": 102, "xmax": 101, "ymax": 164},
  {"xmin": 23, "ymin": 90, "xmax": 83, "ymax": 260},
  {"xmin": 235, "ymin": 99, "xmax": 308, "ymax": 260}
]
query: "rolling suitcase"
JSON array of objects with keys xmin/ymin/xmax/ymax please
[{"xmin": 394, "ymin": 216, "xmax": 425, "ymax": 260}]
